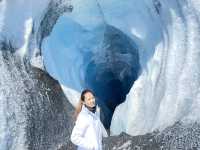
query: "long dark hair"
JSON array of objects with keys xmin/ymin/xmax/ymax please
[{"xmin": 73, "ymin": 89, "xmax": 95, "ymax": 120}]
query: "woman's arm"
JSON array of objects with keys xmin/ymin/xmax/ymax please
[
  {"xmin": 100, "ymin": 122, "xmax": 108, "ymax": 137},
  {"xmin": 96, "ymin": 106, "xmax": 108, "ymax": 137},
  {"xmin": 70, "ymin": 114, "xmax": 95, "ymax": 149}
]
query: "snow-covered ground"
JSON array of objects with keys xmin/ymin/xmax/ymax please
[{"xmin": 1, "ymin": 0, "xmax": 200, "ymax": 139}]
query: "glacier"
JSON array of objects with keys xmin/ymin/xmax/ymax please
[
  {"xmin": 0, "ymin": 0, "xmax": 200, "ymax": 144},
  {"xmin": 41, "ymin": 10, "xmax": 141, "ymax": 128},
  {"xmin": 42, "ymin": 0, "xmax": 200, "ymax": 136},
  {"xmin": 110, "ymin": 0, "xmax": 200, "ymax": 135}
]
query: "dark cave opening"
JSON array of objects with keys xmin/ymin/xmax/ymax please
[
  {"xmin": 84, "ymin": 25, "xmax": 141, "ymax": 129},
  {"xmin": 85, "ymin": 61, "xmax": 139, "ymax": 129}
]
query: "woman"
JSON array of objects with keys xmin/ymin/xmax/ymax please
[{"xmin": 70, "ymin": 89, "xmax": 108, "ymax": 150}]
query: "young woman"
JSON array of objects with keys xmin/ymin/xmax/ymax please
[{"xmin": 70, "ymin": 89, "xmax": 108, "ymax": 150}]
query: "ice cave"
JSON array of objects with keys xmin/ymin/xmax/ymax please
[
  {"xmin": 1, "ymin": 0, "xmax": 200, "ymax": 149},
  {"xmin": 42, "ymin": 16, "xmax": 141, "ymax": 129}
]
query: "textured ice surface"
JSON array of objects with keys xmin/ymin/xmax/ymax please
[{"xmin": 1, "ymin": 0, "xmax": 200, "ymax": 138}]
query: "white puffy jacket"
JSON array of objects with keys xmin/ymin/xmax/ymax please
[{"xmin": 70, "ymin": 104, "xmax": 108, "ymax": 150}]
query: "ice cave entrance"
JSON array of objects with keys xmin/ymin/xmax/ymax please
[{"xmin": 41, "ymin": 15, "xmax": 141, "ymax": 129}]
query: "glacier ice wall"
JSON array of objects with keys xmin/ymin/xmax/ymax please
[
  {"xmin": 0, "ymin": 51, "xmax": 28, "ymax": 150},
  {"xmin": 36, "ymin": 0, "xmax": 200, "ymax": 135},
  {"xmin": 111, "ymin": 0, "xmax": 200, "ymax": 136},
  {"xmin": 0, "ymin": 0, "xmax": 51, "ymax": 57},
  {"xmin": 1, "ymin": 0, "xmax": 200, "ymax": 138},
  {"xmin": 43, "ymin": 0, "xmax": 200, "ymax": 136},
  {"xmin": 0, "ymin": 0, "xmax": 72, "ymax": 67}
]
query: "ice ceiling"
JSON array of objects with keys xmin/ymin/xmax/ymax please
[{"xmin": 42, "ymin": 14, "xmax": 140, "ymax": 129}]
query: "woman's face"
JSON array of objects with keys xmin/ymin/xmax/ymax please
[{"xmin": 83, "ymin": 92, "xmax": 95, "ymax": 107}]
